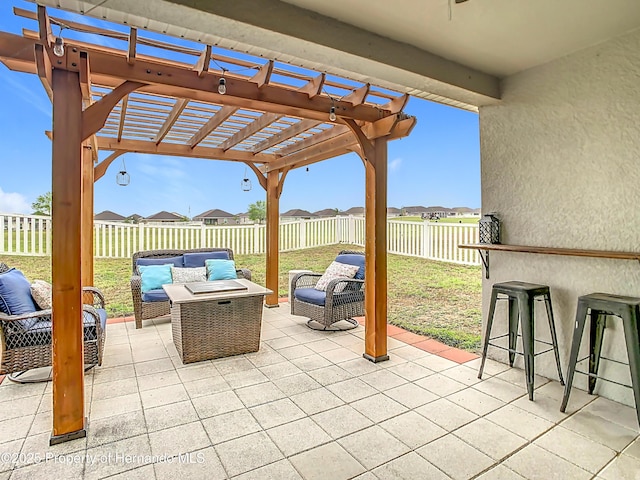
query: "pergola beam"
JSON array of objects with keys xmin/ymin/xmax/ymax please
[
  {"xmin": 250, "ymin": 119, "xmax": 321, "ymax": 154},
  {"xmin": 219, "ymin": 112, "xmax": 280, "ymax": 151},
  {"xmin": 154, "ymin": 98, "xmax": 189, "ymax": 144},
  {"xmin": 34, "ymin": 43, "xmax": 52, "ymax": 101},
  {"xmin": 194, "ymin": 45, "xmax": 211, "ymax": 77},
  {"xmin": 127, "ymin": 27, "xmax": 137, "ymax": 65},
  {"xmin": 117, "ymin": 95, "xmax": 128, "ymax": 142}
]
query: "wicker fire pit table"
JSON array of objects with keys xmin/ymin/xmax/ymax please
[{"xmin": 162, "ymin": 279, "xmax": 272, "ymax": 363}]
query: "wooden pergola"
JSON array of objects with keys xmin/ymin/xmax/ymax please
[{"xmin": 0, "ymin": 6, "xmax": 416, "ymax": 444}]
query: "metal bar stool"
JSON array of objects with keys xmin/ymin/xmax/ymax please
[
  {"xmin": 478, "ymin": 281, "xmax": 565, "ymax": 400},
  {"xmin": 560, "ymin": 293, "xmax": 640, "ymax": 427}
]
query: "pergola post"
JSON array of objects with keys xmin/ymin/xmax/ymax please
[
  {"xmin": 265, "ymin": 170, "xmax": 280, "ymax": 306},
  {"xmin": 363, "ymin": 137, "xmax": 389, "ymax": 363},
  {"xmin": 82, "ymin": 143, "xmax": 94, "ymax": 290},
  {"xmin": 50, "ymin": 68, "xmax": 86, "ymax": 444}
]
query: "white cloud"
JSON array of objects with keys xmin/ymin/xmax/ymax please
[
  {"xmin": 389, "ymin": 157, "xmax": 402, "ymax": 172},
  {"xmin": 0, "ymin": 188, "xmax": 31, "ymax": 214}
]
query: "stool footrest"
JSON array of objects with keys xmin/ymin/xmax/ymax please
[
  {"xmin": 487, "ymin": 342, "xmax": 556, "ymax": 358},
  {"xmin": 573, "ymin": 368, "xmax": 633, "ymax": 390}
]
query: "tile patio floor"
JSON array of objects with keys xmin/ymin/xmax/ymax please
[{"xmin": 0, "ymin": 303, "xmax": 639, "ymax": 480}]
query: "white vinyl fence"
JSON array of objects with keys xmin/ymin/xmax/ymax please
[{"xmin": 0, "ymin": 213, "xmax": 480, "ymax": 265}]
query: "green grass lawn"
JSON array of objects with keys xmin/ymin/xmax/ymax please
[{"xmin": 1, "ymin": 244, "xmax": 482, "ymax": 351}]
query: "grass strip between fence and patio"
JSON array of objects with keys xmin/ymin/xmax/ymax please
[{"xmin": 1, "ymin": 244, "xmax": 482, "ymax": 352}]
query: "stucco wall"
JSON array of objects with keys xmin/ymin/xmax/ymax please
[{"xmin": 479, "ymin": 28, "xmax": 640, "ymax": 405}]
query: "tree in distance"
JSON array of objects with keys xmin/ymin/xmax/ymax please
[
  {"xmin": 248, "ymin": 200, "xmax": 266, "ymax": 224},
  {"xmin": 32, "ymin": 191, "xmax": 52, "ymax": 216}
]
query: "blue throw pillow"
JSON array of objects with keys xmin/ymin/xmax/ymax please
[
  {"xmin": 183, "ymin": 251, "xmax": 230, "ymax": 268},
  {"xmin": 139, "ymin": 264, "xmax": 173, "ymax": 293},
  {"xmin": 0, "ymin": 268, "xmax": 38, "ymax": 315},
  {"xmin": 205, "ymin": 259, "xmax": 237, "ymax": 281},
  {"xmin": 136, "ymin": 256, "xmax": 183, "ymax": 274}
]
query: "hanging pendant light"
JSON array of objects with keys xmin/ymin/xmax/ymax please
[
  {"xmin": 116, "ymin": 157, "xmax": 130, "ymax": 186},
  {"xmin": 240, "ymin": 166, "xmax": 252, "ymax": 191}
]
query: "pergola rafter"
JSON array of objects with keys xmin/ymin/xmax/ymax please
[{"xmin": 0, "ymin": 5, "xmax": 417, "ymax": 445}]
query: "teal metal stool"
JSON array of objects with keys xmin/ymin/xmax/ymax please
[
  {"xmin": 560, "ymin": 293, "xmax": 640, "ymax": 428},
  {"xmin": 478, "ymin": 281, "xmax": 565, "ymax": 400}
]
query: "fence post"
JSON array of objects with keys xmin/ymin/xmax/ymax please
[
  {"xmin": 348, "ymin": 216, "xmax": 355, "ymax": 244},
  {"xmin": 253, "ymin": 223, "xmax": 260, "ymax": 253},
  {"xmin": 422, "ymin": 220, "xmax": 431, "ymax": 259},
  {"xmin": 138, "ymin": 223, "xmax": 145, "ymax": 251},
  {"xmin": 200, "ymin": 223, "xmax": 206, "ymax": 248},
  {"xmin": 299, "ymin": 220, "xmax": 306, "ymax": 249}
]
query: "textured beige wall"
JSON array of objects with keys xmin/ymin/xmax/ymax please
[{"xmin": 479, "ymin": 28, "xmax": 640, "ymax": 405}]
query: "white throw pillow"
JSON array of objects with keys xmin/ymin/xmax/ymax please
[
  {"xmin": 30, "ymin": 279, "xmax": 52, "ymax": 309},
  {"xmin": 314, "ymin": 261, "xmax": 360, "ymax": 292},
  {"xmin": 171, "ymin": 267, "xmax": 206, "ymax": 283}
]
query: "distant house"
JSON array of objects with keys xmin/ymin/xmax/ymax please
[
  {"xmin": 387, "ymin": 207, "xmax": 402, "ymax": 217},
  {"xmin": 452, "ymin": 207, "xmax": 480, "ymax": 217},
  {"xmin": 313, "ymin": 208, "xmax": 338, "ymax": 218},
  {"xmin": 342, "ymin": 206, "xmax": 364, "ymax": 216},
  {"xmin": 402, "ymin": 206, "xmax": 429, "ymax": 216},
  {"xmin": 193, "ymin": 209, "xmax": 237, "ymax": 225},
  {"xmin": 143, "ymin": 211, "xmax": 185, "ymax": 223},
  {"xmin": 126, "ymin": 213, "xmax": 143, "ymax": 223},
  {"xmin": 281, "ymin": 209, "xmax": 314, "ymax": 222},
  {"xmin": 425, "ymin": 206, "xmax": 454, "ymax": 218},
  {"xmin": 94, "ymin": 210, "xmax": 126, "ymax": 222},
  {"xmin": 235, "ymin": 212, "xmax": 254, "ymax": 225}
]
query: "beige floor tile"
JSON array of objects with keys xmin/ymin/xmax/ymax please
[
  {"xmin": 245, "ymin": 348, "xmax": 286, "ymax": 368},
  {"xmin": 473, "ymin": 376, "xmax": 528, "ymax": 403},
  {"xmin": 391, "ymin": 345, "xmax": 430, "ymax": 361},
  {"xmin": 0, "ymin": 382, "xmax": 46, "ymax": 402},
  {"xmin": 201, "ymin": 408, "xmax": 261, "ymax": 444},
  {"xmin": 175, "ymin": 363, "xmax": 219, "ymax": 383},
  {"xmin": 236, "ymin": 381, "xmax": 286, "ymax": 407},
  {"xmin": 267, "ymin": 417, "xmax": 331, "ymax": 456},
  {"xmin": 136, "ymin": 369, "xmax": 182, "ymax": 392},
  {"xmin": 222, "ymin": 368, "xmax": 269, "ymax": 389},
  {"xmin": 17, "ymin": 431, "xmax": 86, "ymax": 468},
  {"xmin": 191, "ymin": 390, "xmax": 244, "ymax": 419},
  {"xmin": 87, "ymin": 410, "xmax": 147, "ymax": 448},
  {"xmin": 415, "ymin": 398, "xmax": 478, "ymax": 431},
  {"xmin": 385, "ymin": 362, "xmax": 434, "ymax": 382},
  {"xmin": 311, "ymin": 405, "xmax": 373, "ymax": 439},
  {"xmin": 9, "ymin": 457, "xmax": 84, "ymax": 480},
  {"xmin": 214, "ymin": 431, "xmax": 284, "ymax": 477},
  {"xmin": 534, "ymin": 380, "xmax": 596, "ymax": 414},
  {"xmin": 359, "ymin": 369, "xmax": 407, "ymax": 391},
  {"xmin": 289, "ymin": 442, "xmax": 365, "ymax": 480},
  {"xmin": 350, "ymin": 393, "xmax": 408, "ymax": 423},
  {"xmin": 467, "ymin": 357, "xmax": 512, "ymax": 377},
  {"xmin": 250, "ymin": 398, "xmax": 307, "ymax": 430},
  {"xmin": 339, "ymin": 425, "xmax": 411, "ymax": 470},
  {"xmin": 582, "ymin": 396, "xmax": 640, "ymax": 430},
  {"xmin": 84, "ymin": 434, "xmax": 152, "ymax": 480},
  {"xmin": 373, "ymin": 452, "xmax": 450, "ymax": 480},
  {"xmin": 93, "ymin": 364, "xmax": 136, "ymax": 384},
  {"xmin": 273, "ymin": 373, "xmax": 322, "ymax": 396},
  {"xmin": 485, "ymin": 405, "xmax": 554, "ymax": 440},
  {"xmin": 0, "ymin": 416, "xmax": 36, "ymax": 444},
  {"xmin": 0, "ymin": 439, "xmax": 24, "ymax": 472},
  {"xmin": 447, "ymin": 387, "xmax": 505, "ymax": 416},
  {"xmin": 379, "ymin": 411, "xmax": 447, "ymax": 449},
  {"xmin": 91, "ymin": 377, "xmax": 139, "ymax": 401},
  {"xmin": 101, "ymin": 352, "xmax": 134, "ymax": 367},
  {"xmin": 562, "ymin": 410, "xmax": 638, "ymax": 452},
  {"xmin": 182, "ymin": 375, "xmax": 231, "ymax": 398},
  {"xmin": 213, "ymin": 356, "xmax": 256, "ymax": 375},
  {"xmin": 535, "ymin": 426, "xmax": 616, "ymax": 474},
  {"xmin": 232, "ymin": 459, "xmax": 303, "ymax": 480},
  {"xmin": 441, "ymin": 364, "xmax": 483, "ymax": 386},
  {"xmin": 319, "ymin": 347, "xmax": 362, "ymax": 364},
  {"xmin": 290, "ymin": 354, "xmax": 334, "ymax": 372},
  {"xmin": 624, "ymin": 437, "xmax": 640, "ymax": 460},
  {"xmin": 475, "ymin": 465, "xmax": 527, "ymax": 480},
  {"xmin": 307, "ymin": 365, "xmax": 354, "ymax": 386},
  {"xmin": 140, "ymin": 383, "xmax": 189, "ymax": 410},
  {"xmin": 0, "ymin": 396, "xmax": 41, "ymax": 423},
  {"xmin": 415, "ymin": 373, "xmax": 467, "ymax": 396},
  {"xmin": 148, "ymin": 421, "xmax": 211, "ymax": 457},
  {"xmin": 326, "ymin": 378, "xmax": 378, "ymax": 403},
  {"xmin": 504, "ymin": 444, "xmax": 592, "ymax": 480},
  {"xmin": 511, "ymin": 392, "xmax": 570, "ymax": 423},
  {"xmin": 144, "ymin": 400, "xmax": 199, "ymax": 432},
  {"xmin": 599, "ymin": 454, "xmax": 640, "ymax": 480},
  {"xmin": 109, "ymin": 464, "xmax": 156, "ymax": 480},
  {"xmin": 290, "ymin": 387, "xmax": 345, "ymax": 415},
  {"xmin": 494, "ymin": 368, "xmax": 551, "ymax": 391},
  {"xmin": 414, "ymin": 354, "xmax": 459, "ymax": 372},
  {"xmin": 265, "ymin": 336, "xmax": 300, "ymax": 350},
  {"xmin": 338, "ymin": 358, "xmax": 380, "ymax": 376},
  {"xmin": 259, "ymin": 361, "xmax": 303, "ymax": 380},
  {"xmin": 305, "ymin": 339, "xmax": 342, "ymax": 353},
  {"xmin": 279, "ymin": 344, "xmax": 316, "ymax": 360},
  {"xmin": 454, "ymin": 418, "xmax": 527, "ymax": 460},
  {"xmin": 384, "ymin": 383, "xmax": 438, "ymax": 409},
  {"xmin": 417, "ymin": 434, "xmax": 494, "ymax": 480}
]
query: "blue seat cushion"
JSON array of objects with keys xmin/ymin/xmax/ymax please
[
  {"xmin": 0, "ymin": 268, "xmax": 39, "ymax": 331},
  {"xmin": 141, "ymin": 289, "xmax": 169, "ymax": 303},
  {"xmin": 183, "ymin": 251, "xmax": 230, "ymax": 268},
  {"xmin": 335, "ymin": 254, "xmax": 365, "ymax": 280},
  {"xmin": 294, "ymin": 288, "xmax": 326, "ymax": 306},
  {"xmin": 136, "ymin": 256, "xmax": 183, "ymax": 272},
  {"xmin": 4, "ymin": 308, "xmax": 107, "ymax": 349}
]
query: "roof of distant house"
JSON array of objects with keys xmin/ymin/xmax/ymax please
[
  {"xmin": 281, "ymin": 209, "xmax": 314, "ymax": 217},
  {"xmin": 193, "ymin": 209, "xmax": 235, "ymax": 219},
  {"xmin": 127, "ymin": 213, "xmax": 142, "ymax": 220},
  {"xmin": 343, "ymin": 206, "xmax": 364, "ymax": 214},
  {"xmin": 387, "ymin": 207, "xmax": 401, "ymax": 214},
  {"xmin": 313, "ymin": 208, "xmax": 338, "ymax": 217},
  {"xmin": 452, "ymin": 207, "xmax": 473, "ymax": 213},
  {"xmin": 94, "ymin": 210, "xmax": 125, "ymax": 221},
  {"xmin": 145, "ymin": 210, "xmax": 184, "ymax": 220},
  {"xmin": 425, "ymin": 206, "xmax": 453, "ymax": 213}
]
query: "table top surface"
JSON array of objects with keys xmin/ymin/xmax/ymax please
[{"xmin": 162, "ymin": 278, "xmax": 272, "ymax": 304}]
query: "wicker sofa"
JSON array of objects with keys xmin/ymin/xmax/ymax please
[
  {"xmin": 131, "ymin": 248, "xmax": 251, "ymax": 329},
  {"xmin": 0, "ymin": 265, "xmax": 107, "ymax": 382},
  {"xmin": 290, "ymin": 250, "xmax": 365, "ymax": 330}
]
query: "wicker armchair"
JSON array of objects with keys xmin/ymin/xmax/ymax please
[
  {"xmin": 0, "ymin": 286, "xmax": 107, "ymax": 383},
  {"xmin": 131, "ymin": 248, "xmax": 252, "ymax": 329},
  {"xmin": 291, "ymin": 250, "xmax": 365, "ymax": 330}
]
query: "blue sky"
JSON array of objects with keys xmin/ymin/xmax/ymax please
[{"xmin": 0, "ymin": 0, "xmax": 480, "ymax": 218}]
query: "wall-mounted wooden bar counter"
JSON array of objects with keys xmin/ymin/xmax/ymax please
[{"xmin": 458, "ymin": 244, "xmax": 640, "ymax": 279}]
